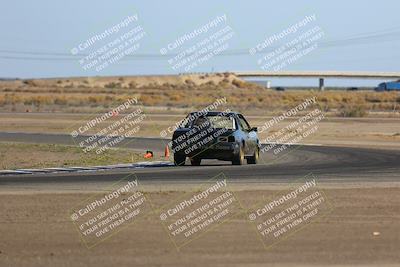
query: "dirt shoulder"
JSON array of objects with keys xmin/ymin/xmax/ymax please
[
  {"xmin": 0, "ymin": 142, "xmax": 154, "ymax": 170},
  {"xmin": 0, "ymin": 186, "xmax": 399, "ymax": 267}
]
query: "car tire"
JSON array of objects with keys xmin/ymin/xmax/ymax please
[
  {"xmin": 190, "ymin": 157, "xmax": 202, "ymax": 166},
  {"xmin": 247, "ymin": 147, "xmax": 259, "ymax": 164},
  {"xmin": 174, "ymin": 153, "xmax": 186, "ymax": 166},
  {"xmin": 232, "ymin": 146, "xmax": 245, "ymax": 165}
]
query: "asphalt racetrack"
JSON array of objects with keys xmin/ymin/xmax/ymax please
[{"xmin": 0, "ymin": 132, "xmax": 399, "ymax": 187}]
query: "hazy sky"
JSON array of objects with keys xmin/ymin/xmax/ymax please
[{"xmin": 1, "ymin": 0, "xmax": 399, "ymax": 86}]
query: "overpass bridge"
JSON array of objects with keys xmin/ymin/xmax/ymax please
[{"xmin": 234, "ymin": 71, "xmax": 400, "ymax": 90}]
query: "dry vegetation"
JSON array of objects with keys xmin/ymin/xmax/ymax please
[
  {"xmin": 0, "ymin": 142, "xmax": 150, "ymax": 170},
  {"xmin": 0, "ymin": 73, "xmax": 399, "ymax": 117}
]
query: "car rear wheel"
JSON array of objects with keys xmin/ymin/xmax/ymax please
[
  {"xmin": 174, "ymin": 153, "xmax": 186, "ymax": 166},
  {"xmin": 232, "ymin": 146, "xmax": 245, "ymax": 165},
  {"xmin": 247, "ymin": 147, "xmax": 259, "ymax": 164},
  {"xmin": 190, "ymin": 157, "xmax": 202, "ymax": 166}
]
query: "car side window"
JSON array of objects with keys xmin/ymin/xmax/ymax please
[{"xmin": 238, "ymin": 114, "xmax": 251, "ymax": 131}]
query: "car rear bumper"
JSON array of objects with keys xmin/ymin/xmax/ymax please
[{"xmin": 185, "ymin": 142, "xmax": 240, "ymax": 160}]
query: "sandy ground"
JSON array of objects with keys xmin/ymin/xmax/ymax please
[{"xmin": 0, "ymin": 184, "xmax": 399, "ymax": 267}]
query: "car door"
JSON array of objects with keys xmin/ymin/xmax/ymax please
[
  {"xmin": 237, "ymin": 114, "xmax": 257, "ymax": 154},
  {"xmin": 237, "ymin": 114, "xmax": 252, "ymax": 155}
]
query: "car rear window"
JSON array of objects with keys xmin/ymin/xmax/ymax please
[{"xmin": 191, "ymin": 115, "xmax": 236, "ymax": 130}]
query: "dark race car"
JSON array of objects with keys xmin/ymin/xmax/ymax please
[{"xmin": 171, "ymin": 111, "xmax": 259, "ymax": 166}]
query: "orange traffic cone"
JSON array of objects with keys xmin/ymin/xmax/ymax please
[
  {"xmin": 164, "ymin": 145, "xmax": 170, "ymax": 158},
  {"xmin": 144, "ymin": 150, "xmax": 153, "ymax": 159}
]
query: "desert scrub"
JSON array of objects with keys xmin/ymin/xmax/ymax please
[
  {"xmin": 337, "ymin": 105, "xmax": 367, "ymax": 117},
  {"xmin": 105, "ymin": 82, "xmax": 121, "ymax": 89},
  {"xmin": 0, "ymin": 74, "xmax": 399, "ymax": 114}
]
